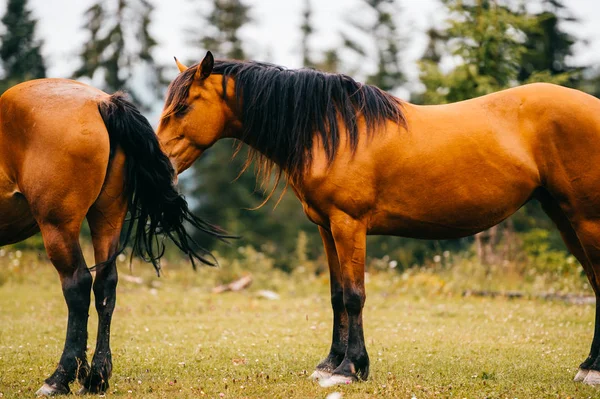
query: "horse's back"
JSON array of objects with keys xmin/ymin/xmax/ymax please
[{"xmin": 0, "ymin": 79, "xmax": 113, "ymax": 244}]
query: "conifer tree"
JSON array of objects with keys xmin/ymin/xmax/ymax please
[
  {"xmin": 0, "ymin": 0, "xmax": 46, "ymax": 94},
  {"xmin": 343, "ymin": 0, "xmax": 405, "ymax": 91},
  {"xmin": 300, "ymin": 0, "xmax": 315, "ymax": 68},
  {"xmin": 418, "ymin": 0, "xmax": 578, "ymax": 104},
  {"xmin": 191, "ymin": 0, "xmax": 251, "ymax": 60},
  {"xmin": 518, "ymin": 0, "xmax": 579, "ymax": 83},
  {"xmin": 72, "ymin": 0, "xmax": 164, "ymax": 108}
]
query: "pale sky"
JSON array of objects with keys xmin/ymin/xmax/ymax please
[{"xmin": 6, "ymin": 0, "xmax": 600, "ymax": 98}]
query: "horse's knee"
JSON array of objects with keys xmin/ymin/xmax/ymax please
[
  {"xmin": 93, "ymin": 263, "xmax": 118, "ymax": 313},
  {"xmin": 331, "ymin": 287, "xmax": 345, "ymax": 311},
  {"xmin": 343, "ymin": 286, "xmax": 365, "ymax": 314},
  {"xmin": 62, "ymin": 267, "xmax": 93, "ymax": 310}
]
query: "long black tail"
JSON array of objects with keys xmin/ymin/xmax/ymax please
[{"xmin": 98, "ymin": 93, "xmax": 227, "ymax": 273}]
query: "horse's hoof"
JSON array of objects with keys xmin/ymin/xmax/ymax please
[
  {"xmin": 318, "ymin": 374, "xmax": 355, "ymax": 388},
  {"xmin": 77, "ymin": 380, "xmax": 108, "ymax": 395},
  {"xmin": 574, "ymin": 368, "xmax": 589, "ymax": 382},
  {"xmin": 309, "ymin": 369, "xmax": 332, "ymax": 380},
  {"xmin": 36, "ymin": 383, "xmax": 69, "ymax": 396},
  {"xmin": 583, "ymin": 370, "xmax": 600, "ymax": 385}
]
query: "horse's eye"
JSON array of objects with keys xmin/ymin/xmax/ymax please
[{"xmin": 175, "ymin": 104, "xmax": 190, "ymax": 117}]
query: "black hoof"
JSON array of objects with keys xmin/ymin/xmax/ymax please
[
  {"xmin": 331, "ymin": 358, "xmax": 369, "ymax": 381},
  {"xmin": 81, "ymin": 374, "xmax": 109, "ymax": 395}
]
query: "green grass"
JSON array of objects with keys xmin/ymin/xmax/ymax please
[{"xmin": 0, "ymin": 256, "xmax": 599, "ymax": 398}]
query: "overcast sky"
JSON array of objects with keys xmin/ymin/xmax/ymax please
[{"xmin": 8, "ymin": 0, "xmax": 600, "ymax": 95}]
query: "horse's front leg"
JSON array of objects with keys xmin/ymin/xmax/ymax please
[
  {"xmin": 36, "ymin": 223, "xmax": 92, "ymax": 396},
  {"xmin": 320, "ymin": 215, "xmax": 369, "ymax": 385},
  {"xmin": 310, "ymin": 226, "xmax": 348, "ymax": 380}
]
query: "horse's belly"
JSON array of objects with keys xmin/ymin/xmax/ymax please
[
  {"xmin": 366, "ymin": 180, "xmax": 535, "ymax": 239},
  {"xmin": 366, "ymin": 210, "xmax": 503, "ymax": 239}
]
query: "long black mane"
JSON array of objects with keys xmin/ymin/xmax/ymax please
[{"xmin": 164, "ymin": 60, "xmax": 406, "ymax": 183}]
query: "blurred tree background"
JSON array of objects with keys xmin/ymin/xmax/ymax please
[
  {"xmin": 71, "ymin": 0, "xmax": 166, "ymax": 110},
  {"xmin": 2, "ymin": 0, "xmax": 600, "ymax": 280},
  {"xmin": 0, "ymin": 0, "xmax": 45, "ymax": 93}
]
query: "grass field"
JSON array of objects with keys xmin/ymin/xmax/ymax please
[{"xmin": 0, "ymin": 256, "xmax": 599, "ymax": 398}]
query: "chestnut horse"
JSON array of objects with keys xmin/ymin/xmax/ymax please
[
  {"xmin": 158, "ymin": 52, "xmax": 600, "ymax": 386},
  {"xmin": 0, "ymin": 79, "xmax": 223, "ymax": 395}
]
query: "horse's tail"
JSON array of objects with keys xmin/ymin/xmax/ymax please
[{"xmin": 97, "ymin": 92, "xmax": 227, "ymax": 273}]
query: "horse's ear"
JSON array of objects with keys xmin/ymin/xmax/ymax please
[
  {"xmin": 195, "ymin": 51, "xmax": 214, "ymax": 80},
  {"xmin": 174, "ymin": 57, "xmax": 188, "ymax": 73}
]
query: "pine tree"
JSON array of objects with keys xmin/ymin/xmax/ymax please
[
  {"xmin": 300, "ymin": 0, "xmax": 315, "ymax": 68},
  {"xmin": 518, "ymin": 0, "xmax": 579, "ymax": 83},
  {"xmin": 298, "ymin": 0, "xmax": 341, "ymax": 73},
  {"xmin": 72, "ymin": 0, "xmax": 164, "ymax": 108},
  {"xmin": 316, "ymin": 49, "xmax": 341, "ymax": 73},
  {"xmin": 418, "ymin": 0, "xmax": 534, "ymax": 104},
  {"xmin": 342, "ymin": 0, "xmax": 405, "ymax": 91},
  {"xmin": 0, "ymin": 0, "xmax": 46, "ymax": 94},
  {"xmin": 191, "ymin": 0, "xmax": 251, "ymax": 60},
  {"xmin": 418, "ymin": 0, "xmax": 578, "ymax": 104}
]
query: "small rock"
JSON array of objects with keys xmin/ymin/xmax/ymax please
[{"xmin": 257, "ymin": 290, "xmax": 280, "ymax": 300}]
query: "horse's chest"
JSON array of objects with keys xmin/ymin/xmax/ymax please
[
  {"xmin": 293, "ymin": 179, "xmax": 377, "ymax": 228},
  {"xmin": 297, "ymin": 201, "xmax": 325, "ymax": 227}
]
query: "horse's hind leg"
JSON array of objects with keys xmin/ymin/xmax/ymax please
[
  {"xmin": 80, "ymin": 152, "xmax": 128, "ymax": 394},
  {"xmin": 565, "ymin": 218, "xmax": 600, "ymax": 385},
  {"xmin": 310, "ymin": 226, "xmax": 348, "ymax": 380},
  {"xmin": 35, "ymin": 219, "xmax": 92, "ymax": 396},
  {"xmin": 538, "ymin": 194, "xmax": 599, "ymax": 383}
]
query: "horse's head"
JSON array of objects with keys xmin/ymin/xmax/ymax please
[{"xmin": 158, "ymin": 51, "xmax": 235, "ymax": 174}]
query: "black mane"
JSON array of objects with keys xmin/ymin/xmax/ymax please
[{"xmin": 164, "ymin": 60, "xmax": 406, "ymax": 183}]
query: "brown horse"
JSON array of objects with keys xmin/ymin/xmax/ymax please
[
  {"xmin": 158, "ymin": 51, "xmax": 600, "ymax": 386},
  {"xmin": 0, "ymin": 78, "xmax": 224, "ymax": 395}
]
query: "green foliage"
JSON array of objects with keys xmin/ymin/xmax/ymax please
[
  {"xmin": 417, "ymin": 0, "xmax": 578, "ymax": 105},
  {"xmin": 518, "ymin": 1, "xmax": 580, "ymax": 83},
  {"xmin": 72, "ymin": 0, "xmax": 165, "ymax": 108},
  {"xmin": 190, "ymin": 0, "xmax": 251, "ymax": 60},
  {"xmin": 419, "ymin": 0, "xmax": 530, "ymax": 103},
  {"xmin": 0, "ymin": 0, "xmax": 46, "ymax": 94},
  {"xmin": 343, "ymin": 0, "xmax": 405, "ymax": 91},
  {"xmin": 300, "ymin": 0, "xmax": 315, "ymax": 68},
  {"xmin": 520, "ymin": 228, "xmax": 578, "ymax": 275},
  {"xmin": 298, "ymin": 0, "xmax": 342, "ymax": 73}
]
